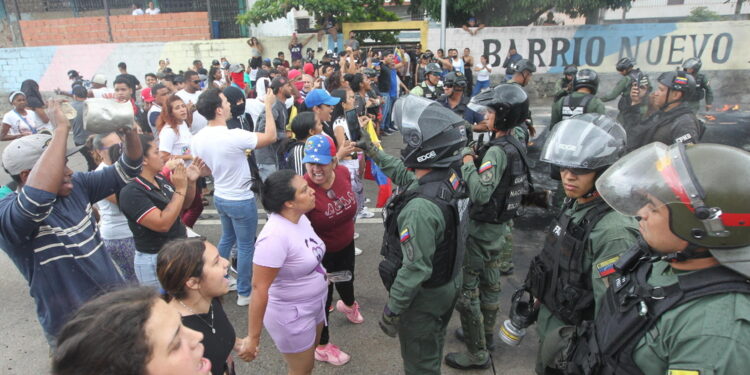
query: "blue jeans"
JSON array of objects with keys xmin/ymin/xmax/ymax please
[
  {"xmin": 379, "ymin": 92, "xmax": 394, "ymax": 130},
  {"xmin": 214, "ymin": 196, "xmax": 258, "ymax": 297},
  {"xmin": 472, "ymin": 80, "xmax": 490, "ymax": 96},
  {"xmin": 134, "ymin": 251, "xmax": 160, "ymax": 289}
]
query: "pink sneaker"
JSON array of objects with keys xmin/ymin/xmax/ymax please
[
  {"xmin": 315, "ymin": 343, "xmax": 351, "ymax": 365},
  {"xmin": 336, "ymin": 300, "xmax": 364, "ymax": 324}
]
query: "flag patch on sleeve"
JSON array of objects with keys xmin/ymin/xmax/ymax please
[
  {"xmin": 400, "ymin": 228, "xmax": 411, "ymax": 243},
  {"xmin": 668, "ymin": 370, "xmax": 700, "ymax": 375},
  {"xmin": 596, "ymin": 257, "xmax": 619, "ymax": 277},
  {"xmin": 450, "ymin": 173, "xmax": 460, "ymax": 190},
  {"xmin": 478, "ymin": 161, "xmax": 493, "ymax": 173}
]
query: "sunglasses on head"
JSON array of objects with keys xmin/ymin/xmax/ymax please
[{"xmin": 560, "ymin": 167, "xmax": 594, "ymax": 176}]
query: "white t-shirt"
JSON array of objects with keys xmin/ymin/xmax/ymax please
[
  {"xmin": 245, "ymin": 98, "xmax": 265, "ymax": 126},
  {"xmin": 2, "ymin": 110, "xmax": 38, "ymax": 135},
  {"xmin": 158, "ymin": 122, "xmax": 192, "ymax": 161},
  {"xmin": 176, "ymin": 90, "xmax": 207, "ymax": 134},
  {"xmin": 475, "ymin": 64, "xmax": 491, "ymax": 82},
  {"xmin": 145, "ymin": 7, "xmax": 160, "ymax": 15},
  {"xmin": 92, "ymin": 87, "xmax": 116, "ymax": 99},
  {"xmin": 191, "ymin": 125, "xmax": 258, "ymax": 201},
  {"xmin": 132, "ymin": 8, "xmax": 144, "ymax": 15},
  {"xmin": 95, "ymin": 163, "xmax": 133, "ymax": 240},
  {"xmin": 176, "ymin": 89, "xmax": 202, "ymax": 106}
]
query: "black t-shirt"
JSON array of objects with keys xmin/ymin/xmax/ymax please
[
  {"xmin": 182, "ymin": 298, "xmax": 236, "ymax": 375},
  {"xmin": 377, "ymin": 65, "xmax": 391, "ymax": 93},
  {"xmin": 119, "ymin": 174, "xmax": 187, "ymax": 254},
  {"xmin": 116, "ymin": 73, "xmax": 141, "ymax": 90}
]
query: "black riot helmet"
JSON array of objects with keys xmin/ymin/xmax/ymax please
[
  {"xmin": 657, "ymin": 70, "xmax": 696, "ymax": 106},
  {"xmin": 682, "ymin": 57, "xmax": 702, "ymax": 73},
  {"xmin": 541, "ymin": 113, "xmax": 627, "ymax": 171},
  {"xmin": 444, "ymin": 71, "xmax": 467, "ymax": 88},
  {"xmin": 615, "ymin": 57, "xmax": 634, "ymax": 72},
  {"xmin": 563, "ymin": 65, "xmax": 578, "ymax": 77},
  {"xmin": 573, "ymin": 68, "xmax": 600, "ymax": 94},
  {"xmin": 511, "ymin": 59, "xmax": 537, "ymax": 74},
  {"xmin": 392, "ymin": 95, "xmax": 468, "ymax": 169},
  {"xmin": 468, "ymin": 84, "xmax": 530, "ymax": 132},
  {"xmin": 425, "ymin": 62, "xmax": 442, "ymax": 76}
]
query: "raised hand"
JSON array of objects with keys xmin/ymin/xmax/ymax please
[{"xmin": 171, "ymin": 163, "xmax": 188, "ymax": 192}]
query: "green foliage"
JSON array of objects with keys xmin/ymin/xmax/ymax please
[
  {"xmin": 236, "ymin": 0, "xmax": 400, "ymax": 43},
  {"xmin": 684, "ymin": 7, "xmax": 723, "ymax": 22},
  {"xmin": 409, "ymin": 0, "xmax": 632, "ymax": 27}
]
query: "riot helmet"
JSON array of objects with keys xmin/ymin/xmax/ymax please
[
  {"xmin": 682, "ymin": 57, "xmax": 702, "ymax": 73},
  {"xmin": 563, "ymin": 65, "xmax": 578, "ymax": 77},
  {"xmin": 444, "ymin": 71, "xmax": 467, "ymax": 88},
  {"xmin": 615, "ymin": 57, "xmax": 634, "ymax": 72},
  {"xmin": 424, "ymin": 63, "xmax": 442, "ymax": 76},
  {"xmin": 468, "ymin": 84, "xmax": 529, "ymax": 132},
  {"xmin": 572, "ymin": 68, "xmax": 599, "ymax": 94},
  {"xmin": 541, "ymin": 113, "xmax": 626, "ymax": 171},
  {"xmin": 657, "ymin": 71, "xmax": 695, "ymax": 105},
  {"xmin": 392, "ymin": 95, "xmax": 467, "ymax": 168},
  {"xmin": 511, "ymin": 59, "xmax": 537, "ymax": 74}
]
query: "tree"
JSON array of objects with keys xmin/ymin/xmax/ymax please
[
  {"xmin": 408, "ymin": 0, "xmax": 632, "ymax": 27},
  {"xmin": 237, "ymin": 0, "xmax": 401, "ymax": 43},
  {"xmin": 684, "ymin": 7, "xmax": 723, "ymax": 22}
]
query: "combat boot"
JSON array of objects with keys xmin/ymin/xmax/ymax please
[
  {"xmin": 445, "ymin": 350, "xmax": 490, "ymax": 370},
  {"xmin": 455, "ymin": 327, "xmax": 496, "ymax": 351}
]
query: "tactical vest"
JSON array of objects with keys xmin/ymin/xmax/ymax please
[
  {"xmin": 420, "ymin": 82, "xmax": 444, "ymax": 100},
  {"xmin": 688, "ymin": 73, "xmax": 706, "ymax": 102},
  {"xmin": 469, "ymin": 135, "xmax": 531, "ymax": 224},
  {"xmin": 566, "ymin": 254, "xmax": 750, "ymax": 375},
  {"xmin": 524, "ymin": 199, "xmax": 612, "ymax": 325},
  {"xmin": 379, "ymin": 170, "xmax": 468, "ymax": 291},
  {"xmin": 617, "ymin": 69, "xmax": 642, "ymax": 111},
  {"xmin": 561, "ymin": 94, "xmax": 595, "ymax": 120}
]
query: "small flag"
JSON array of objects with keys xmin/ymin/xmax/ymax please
[
  {"xmin": 675, "ymin": 76, "xmax": 688, "ymax": 85},
  {"xmin": 596, "ymin": 257, "xmax": 619, "ymax": 277},
  {"xmin": 479, "ymin": 161, "xmax": 493, "ymax": 174},
  {"xmin": 400, "ymin": 228, "xmax": 411, "ymax": 242},
  {"xmin": 450, "ymin": 173, "xmax": 459, "ymax": 190}
]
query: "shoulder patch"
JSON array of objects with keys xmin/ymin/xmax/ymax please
[
  {"xmin": 449, "ymin": 173, "xmax": 460, "ymax": 190},
  {"xmin": 478, "ymin": 161, "xmax": 493, "ymax": 174},
  {"xmin": 668, "ymin": 370, "xmax": 701, "ymax": 375},
  {"xmin": 480, "ymin": 171, "xmax": 494, "ymax": 183},
  {"xmin": 596, "ymin": 256, "xmax": 619, "ymax": 277},
  {"xmin": 400, "ymin": 228, "xmax": 411, "ymax": 243}
]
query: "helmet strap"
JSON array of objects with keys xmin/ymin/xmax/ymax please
[{"xmin": 660, "ymin": 243, "xmax": 713, "ymax": 263}]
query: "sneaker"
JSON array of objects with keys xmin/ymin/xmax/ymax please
[
  {"xmin": 365, "ymin": 198, "xmax": 371, "ymax": 204},
  {"xmin": 354, "ymin": 247, "xmax": 363, "ymax": 256},
  {"xmin": 353, "ymin": 232, "xmax": 360, "ymax": 240},
  {"xmin": 357, "ymin": 208, "xmax": 375, "ymax": 219},
  {"xmin": 237, "ymin": 294, "xmax": 250, "ymax": 306},
  {"xmin": 315, "ymin": 343, "xmax": 351, "ymax": 365},
  {"xmin": 227, "ymin": 276, "xmax": 237, "ymax": 292},
  {"xmin": 383, "ymin": 129, "xmax": 395, "ymax": 136},
  {"xmin": 336, "ymin": 300, "xmax": 364, "ymax": 323}
]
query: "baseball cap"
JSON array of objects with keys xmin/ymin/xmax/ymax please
[
  {"xmin": 270, "ymin": 76, "xmax": 288, "ymax": 90},
  {"xmin": 2, "ymin": 134, "xmax": 82, "ymax": 175},
  {"xmin": 91, "ymin": 74, "xmax": 107, "ymax": 85},
  {"xmin": 301, "ymin": 134, "xmax": 336, "ymax": 165},
  {"xmin": 229, "ymin": 64, "xmax": 243, "ymax": 73},
  {"xmin": 305, "ymin": 89, "xmax": 341, "ymax": 108},
  {"xmin": 211, "ymin": 59, "xmax": 220, "ymax": 66},
  {"xmin": 141, "ymin": 87, "xmax": 155, "ymax": 103},
  {"xmin": 288, "ymin": 69, "xmax": 302, "ymax": 81}
]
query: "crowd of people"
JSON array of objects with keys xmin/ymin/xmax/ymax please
[{"xmin": 0, "ymin": 25, "xmax": 747, "ymax": 375}]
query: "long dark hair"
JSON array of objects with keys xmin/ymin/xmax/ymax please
[
  {"xmin": 157, "ymin": 238, "xmax": 206, "ymax": 302},
  {"xmin": 330, "ymin": 88, "xmax": 348, "ymax": 123},
  {"xmin": 261, "ymin": 170, "xmax": 298, "ymax": 213},
  {"xmin": 52, "ymin": 287, "xmax": 159, "ymax": 375}
]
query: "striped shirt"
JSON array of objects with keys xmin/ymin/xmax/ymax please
[{"xmin": 0, "ymin": 155, "xmax": 142, "ymax": 341}]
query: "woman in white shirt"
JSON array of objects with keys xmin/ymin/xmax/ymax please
[
  {"xmin": 93, "ymin": 132, "xmax": 138, "ymax": 282},
  {"xmin": 2, "ymin": 91, "xmax": 37, "ymax": 141},
  {"xmin": 472, "ymin": 54, "xmax": 492, "ymax": 96}
]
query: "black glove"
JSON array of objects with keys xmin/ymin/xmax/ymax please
[
  {"xmin": 356, "ymin": 128, "xmax": 379, "ymax": 158},
  {"xmin": 379, "ymin": 305, "xmax": 399, "ymax": 338}
]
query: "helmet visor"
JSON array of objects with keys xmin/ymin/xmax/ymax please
[
  {"xmin": 394, "ymin": 95, "xmax": 434, "ymax": 147},
  {"xmin": 540, "ymin": 118, "xmax": 625, "ymax": 170},
  {"xmin": 596, "ymin": 142, "xmax": 703, "ymax": 217}
]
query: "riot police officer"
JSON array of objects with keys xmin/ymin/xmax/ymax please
[
  {"xmin": 515, "ymin": 114, "xmax": 639, "ymax": 375},
  {"xmin": 444, "ymin": 84, "xmax": 532, "ymax": 370},
  {"xmin": 566, "ymin": 142, "xmax": 750, "ymax": 375},
  {"xmin": 410, "ymin": 62, "xmax": 444, "ymax": 100},
  {"xmin": 600, "ymin": 57, "xmax": 647, "ymax": 120},
  {"xmin": 359, "ymin": 95, "xmax": 468, "ymax": 375},
  {"xmin": 550, "ymin": 69, "xmax": 606, "ymax": 128},
  {"xmin": 624, "ymin": 70, "xmax": 703, "ymax": 151},
  {"xmin": 553, "ymin": 65, "xmax": 578, "ymax": 101},
  {"xmin": 682, "ymin": 57, "xmax": 714, "ymax": 113},
  {"xmin": 438, "ymin": 72, "xmax": 484, "ymax": 140},
  {"xmin": 508, "ymin": 59, "xmax": 536, "ymax": 87}
]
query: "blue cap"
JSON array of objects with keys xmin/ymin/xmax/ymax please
[
  {"xmin": 302, "ymin": 134, "xmax": 336, "ymax": 165},
  {"xmin": 304, "ymin": 89, "xmax": 341, "ymax": 108}
]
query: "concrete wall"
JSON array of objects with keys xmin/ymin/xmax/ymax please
[{"xmin": 19, "ymin": 12, "xmax": 210, "ymax": 46}]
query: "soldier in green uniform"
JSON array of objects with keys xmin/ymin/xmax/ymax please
[
  {"xmin": 507, "ymin": 114, "xmax": 639, "ymax": 374},
  {"xmin": 682, "ymin": 57, "xmax": 714, "ymax": 113},
  {"xmin": 410, "ymin": 63, "xmax": 444, "ymax": 100},
  {"xmin": 553, "ymin": 65, "xmax": 578, "ymax": 102},
  {"xmin": 566, "ymin": 142, "xmax": 750, "ymax": 375},
  {"xmin": 359, "ymin": 95, "xmax": 468, "ymax": 375},
  {"xmin": 444, "ymin": 84, "xmax": 532, "ymax": 370},
  {"xmin": 599, "ymin": 58, "xmax": 647, "ymax": 122},
  {"xmin": 550, "ymin": 69, "xmax": 606, "ymax": 128}
]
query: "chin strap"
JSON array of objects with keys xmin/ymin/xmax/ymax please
[{"xmin": 659, "ymin": 243, "xmax": 713, "ymax": 263}]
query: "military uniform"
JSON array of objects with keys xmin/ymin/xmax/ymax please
[
  {"xmin": 375, "ymin": 149, "xmax": 463, "ymax": 375},
  {"xmin": 410, "ymin": 81, "xmax": 444, "ymax": 100},
  {"xmin": 550, "ymin": 92, "xmax": 606, "ymax": 129},
  {"xmin": 599, "ymin": 69, "xmax": 645, "ymax": 122},
  {"xmin": 622, "ymin": 102, "xmax": 702, "ymax": 151},
  {"xmin": 553, "ymin": 77, "xmax": 573, "ymax": 102},
  {"xmin": 531, "ymin": 199, "xmax": 638, "ymax": 373},
  {"xmin": 686, "ymin": 72, "xmax": 714, "ymax": 113}
]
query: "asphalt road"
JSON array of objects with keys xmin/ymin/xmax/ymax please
[{"xmin": 0, "ymin": 107, "xmax": 561, "ymax": 375}]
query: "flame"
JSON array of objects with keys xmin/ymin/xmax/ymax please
[
  {"xmin": 717, "ymin": 104, "xmax": 741, "ymax": 112},
  {"xmin": 704, "ymin": 115, "xmax": 716, "ymax": 121}
]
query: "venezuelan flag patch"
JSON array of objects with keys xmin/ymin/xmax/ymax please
[
  {"xmin": 449, "ymin": 173, "xmax": 460, "ymax": 190},
  {"xmin": 478, "ymin": 161, "xmax": 493, "ymax": 174},
  {"xmin": 675, "ymin": 76, "xmax": 688, "ymax": 85},
  {"xmin": 400, "ymin": 228, "xmax": 411, "ymax": 243},
  {"xmin": 596, "ymin": 257, "xmax": 619, "ymax": 277},
  {"xmin": 668, "ymin": 370, "xmax": 700, "ymax": 375}
]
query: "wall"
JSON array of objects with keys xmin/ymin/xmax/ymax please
[
  {"xmin": 19, "ymin": 12, "xmax": 209, "ymax": 46},
  {"xmin": 0, "ymin": 32, "xmax": 330, "ymax": 95}
]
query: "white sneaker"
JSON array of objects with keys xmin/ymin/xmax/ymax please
[
  {"xmin": 354, "ymin": 247, "xmax": 363, "ymax": 256},
  {"xmin": 237, "ymin": 294, "xmax": 250, "ymax": 306},
  {"xmin": 357, "ymin": 208, "xmax": 375, "ymax": 219},
  {"xmin": 365, "ymin": 198, "xmax": 371, "ymax": 204},
  {"xmin": 227, "ymin": 276, "xmax": 237, "ymax": 292},
  {"xmin": 353, "ymin": 232, "xmax": 360, "ymax": 240}
]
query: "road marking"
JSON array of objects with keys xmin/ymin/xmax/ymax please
[{"xmin": 195, "ymin": 217, "xmax": 384, "ymax": 226}]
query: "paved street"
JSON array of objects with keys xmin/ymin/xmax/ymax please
[{"xmin": 0, "ymin": 107, "xmax": 563, "ymax": 374}]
